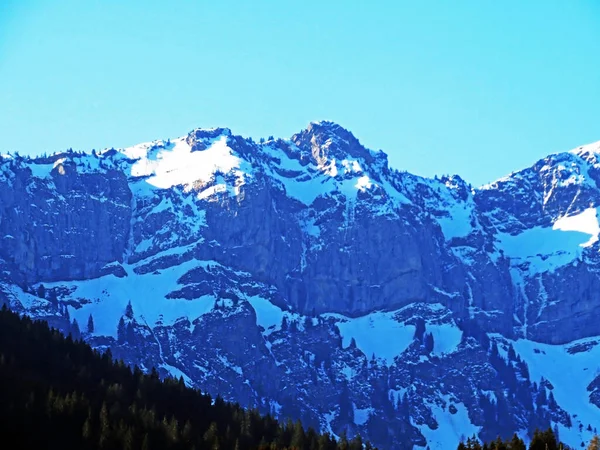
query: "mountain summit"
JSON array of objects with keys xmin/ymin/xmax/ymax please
[{"xmin": 1, "ymin": 123, "xmax": 599, "ymax": 449}]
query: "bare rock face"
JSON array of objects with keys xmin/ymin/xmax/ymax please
[
  {"xmin": 186, "ymin": 127, "xmax": 232, "ymax": 152},
  {"xmin": 0, "ymin": 156, "xmax": 131, "ymax": 283},
  {"xmin": 1, "ymin": 124, "xmax": 599, "ymax": 449}
]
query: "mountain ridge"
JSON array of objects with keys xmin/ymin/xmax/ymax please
[{"xmin": 1, "ymin": 122, "xmax": 599, "ymax": 449}]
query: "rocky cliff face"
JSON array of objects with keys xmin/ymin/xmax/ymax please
[
  {"xmin": 0, "ymin": 122, "xmax": 599, "ymax": 448},
  {"xmin": 0, "ymin": 155, "xmax": 131, "ymax": 283}
]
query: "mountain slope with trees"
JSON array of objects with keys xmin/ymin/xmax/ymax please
[{"xmin": 0, "ymin": 305, "xmax": 373, "ymax": 450}]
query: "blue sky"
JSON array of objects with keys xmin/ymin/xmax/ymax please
[{"xmin": 1, "ymin": 0, "xmax": 599, "ymax": 186}]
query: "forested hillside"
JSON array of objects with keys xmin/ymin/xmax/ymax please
[
  {"xmin": 457, "ymin": 428, "xmax": 579, "ymax": 450},
  {"xmin": 0, "ymin": 306, "xmax": 373, "ymax": 450}
]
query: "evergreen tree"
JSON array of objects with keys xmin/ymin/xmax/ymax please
[
  {"xmin": 493, "ymin": 436, "xmax": 507, "ymax": 450},
  {"xmin": 318, "ymin": 432, "xmax": 334, "ymax": 450},
  {"xmin": 464, "ymin": 435, "xmax": 482, "ymax": 450},
  {"xmin": 349, "ymin": 434, "xmax": 363, "ymax": 450},
  {"xmin": 48, "ymin": 288, "xmax": 58, "ymax": 305},
  {"xmin": 117, "ymin": 317, "xmax": 127, "ymax": 344},
  {"xmin": 529, "ymin": 428, "xmax": 559, "ymax": 450},
  {"xmin": 518, "ymin": 360, "xmax": 530, "ymax": 380},
  {"xmin": 126, "ymin": 322, "xmax": 136, "ymax": 343},
  {"xmin": 141, "ymin": 433, "xmax": 150, "ymax": 450},
  {"xmin": 414, "ymin": 318, "xmax": 426, "ymax": 342},
  {"xmin": 509, "ymin": 433, "xmax": 525, "ymax": 450},
  {"xmin": 535, "ymin": 387, "xmax": 547, "ymax": 410},
  {"xmin": 125, "ymin": 301, "xmax": 134, "ymax": 319},
  {"xmin": 507, "ymin": 344, "xmax": 516, "ymax": 361},
  {"xmin": 337, "ymin": 381, "xmax": 354, "ymax": 424},
  {"xmin": 399, "ymin": 392, "xmax": 411, "ymax": 420},
  {"xmin": 37, "ymin": 284, "xmax": 46, "ymax": 299},
  {"xmin": 82, "ymin": 412, "xmax": 92, "ymax": 440},
  {"xmin": 99, "ymin": 401, "xmax": 110, "ymax": 448},
  {"xmin": 290, "ymin": 420, "xmax": 306, "ymax": 449},
  {"xmin": 87, "ymin": 314, "xmax": 95, "ymax": 334},
  {"xmin": 541, "ymin": 427, "xmax": 559, "ymax": 450},
  {"xmin": 548, "ymin": 391, "xmax": 558, "ymax": 410},
  {"xmin": 564, "ymin": 414, "xmax": 572, "ymax": 428},
  {"xmin": 338, "ymin": 430, "xmax": 349, "ymax": 450},
  {"xmin": 424, "ymin": 332, "xmax": 434, "ymax": 353},
  {"xmin": 203, "ymin": 422, "xmax": 219, "ymax": 448},
  {"xmin": 182, "ymin": 420, "xmax": 193, "ymax": 443},
  {"xmin": 489, "ymin": 342, "xmax": 504, "ymax": 373},
  {"xmin": 71, "ymin": 319, "xmax": 81, "ymax": 340}
]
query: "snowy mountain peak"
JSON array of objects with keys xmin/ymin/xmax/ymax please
[
  {"xmin": 119, "ymin": 131, "xmax": 244, "ymax": 193},
  {"xmin": 568, "ymin": 139, "xmax": 600, "ymax": 158},
  {"xmin": 307, "ymin": 119, "xmax": 349, "ymax": 133},
  {"xmin": 186, "ymin": 127, "xmax": 233, "ymax": 152},
  {"xmin": 292, "ymin": 121, "xmax": 382, "ymax": 169}
]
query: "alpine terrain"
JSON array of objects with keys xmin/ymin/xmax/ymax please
[{"xmin": 1, "ymin": 121, "xmax": 599, "ymax": 449}]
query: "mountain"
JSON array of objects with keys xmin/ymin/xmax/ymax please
[
  {"xmin": 0, "ymin": 304, "xmax": 371, "ymax": 450},
  {"xmin": 1, "ymin": 121, "xmax": 599, "ymax": 449}
]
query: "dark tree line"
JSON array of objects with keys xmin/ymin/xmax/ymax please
[
  {"xmin": 457, "ymin": 427, "xmax": 588, "ymax": 450},
  {"xmin": 0, "ymin": 305, "xmax": 374, "ymax": 450}
]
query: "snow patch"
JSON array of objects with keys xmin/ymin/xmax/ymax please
[
  {"xmin": 437, "ymin": 203, "xmax": 475, "ymax": 240},
  {"xmin": 127, "ymin": 135, "xmax": 245, "ymax": 191},
  {"xmin": 246, "ymin": 295, "xmax": 285, "ymax": 333},
  {"xmin": 355, "ymin": 175, "xmax": 374, "ymax": 192},
  {"xmin": 353, "ymin": 405, "xmax": 372, "ymax": 426},
  {"xmin": 553, "ymin": 208, "xmax": 599, "ymax": 247},
  {"xmin": 325, "ymin": 311, "xmax": 415, "ymax": 365},
  {"xmin": 427, "ymin": 323, "xmax": 463, "ymax": 356},
  {"xmin": 416, "ymin": 396, "xmax": 480, "ymax": 450},
  {"xmin": 45, "ymin": 259, "xmax": 216, "ymax": 337},
  {"xmin": 28, "ymin": 162, "xmax": 55, "ymax": 178},
  {"xmin": 513, "ymin": 337, "xmax": 600, "ymax": 447},
  {"xmin": 161, "ymin": 363, "xmax": 193, "ymax": 387},
  {"xmin": 497, "ymin": 208, "xmax": 600, "ymax": 274}
]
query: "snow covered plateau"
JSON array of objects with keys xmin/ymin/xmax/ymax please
[{"xmin": 1, "ymin": 121, "xmax": 600, "ymax": 448}]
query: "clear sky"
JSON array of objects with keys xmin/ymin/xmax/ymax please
[{"xmin": 1, "ymin": 0, "xmax": 599, "ymax": 186}]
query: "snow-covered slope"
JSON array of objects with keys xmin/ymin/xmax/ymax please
[{"xmin": 0, "ymin": 122, "xmax": 599, "ymax": 449}]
